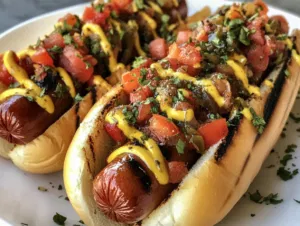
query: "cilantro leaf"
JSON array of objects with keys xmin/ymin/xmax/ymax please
[
  {"xmin": 250, "ymin": 107, "xmax": 266, "ymax": 134},
  {"xmin": 53, "ymin": 213, "xmax": 67, "ymax": 225},
  {"xmin": 176, "ymin": 139, "xmax": 185, "ymax": 154}
]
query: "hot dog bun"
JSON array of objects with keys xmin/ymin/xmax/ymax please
[
  {"xmin": 64, "ymin": 30, "xmax": 300, "ymax": 226},
  {"xmin": 1, "ymin": 78, "xmax": 111, "ymax": 173}
]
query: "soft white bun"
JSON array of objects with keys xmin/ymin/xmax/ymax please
[
  {"xmin": 0, "ymin": 79, "xmax": 111, "ymax": 173},
  {"xmin": 64, "ymin": 32, "xmax": 300, "ymax": 226}
]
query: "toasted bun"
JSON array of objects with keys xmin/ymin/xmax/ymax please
[
  {"xmin": 64, "ymin": 32, "xmax": 300, "ymax": 226},
  {"xmin": 1, "ymin": 79, "xmax": 111, "ymax": 173}
]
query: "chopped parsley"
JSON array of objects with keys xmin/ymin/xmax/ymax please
[
  {"xmin": 21, "ymin": 223, "xmax": 28, "ymax": 226},
  {"xmin": 26, "ymin": 96, "xmax": 34, "ymax": 102},
  {"xmin": 74, "ymin": 93, "xmax": 83, "ymax": 104},
  {"xmin": 65, "ymin": 196, "xmax": 69, "ymax": 201},
  {"xmin": 110, "ymin": 10, "xmax": 118, "ymax": 19},
  {"xmin": 250, "ymin": 214, "xmax": 256, "ymax": 217},
  {"xmin": 38, "ymin": 186, "xmax": 48, "ymax": 192},
  {"xmin": 79, "ymin": 220, "xmax": 84, "ymax": 224},
  {"xmin": 58, "ymin": 184, "xmax": 63, "ymax": 190},
  {"xmin": 54, "ymin": 83, "xmax": 68, "ymax": 98},
  {"xmin": 134, "ymin": 0, "xmax": 145, "ymax": 9},
  {"xmin": 49, "ymin": 45, "xmax": 63, "ymax": 54},
  {"xmin": 85, "ymin": 61, "xmax": 92, "ymax": 69},
  {"xmin": 123, "ymin": 107, "xmax": 138, "ymax": 124},
  {"xmin": 277, "ymin": 167, "xmax": 298, "ymax": 181},
  {"xmin": 53, "ymin": 213, "xmax": 67, "ymax": 225},
  {"xmin": 277, "ymin": 34, "xmax": 288, "ymax": 40},
  {"xmin": 39, "ymin": 88, "xmax": 46, "ymax": 97},
  {"xmin": 63, "ymin": 34, "xmax": 73, "ymax": 45},
  {"xmin": 285, "ymin": 69, "xmax": 290, "ymax": 78},
  {"xmin": 176, "ymin": 139, "xmax": 185, "ymax": 154},
  {"xmin": 285, "ymin": 144, "xmax": 297, "ymax": 153},
  {"xmin": 95, "ymin": 4, "xmax": 104, "ymax": 12},
  {"xmin": 250, "ymin": 107, "xmax": 266, "ymax": 134},
  {"xmin": 141, "ymin": 134, "xmax": 149, "ymax": 142},
  {"xmin": 294, "ymin": 199, "xmax": 300, "ymax": 204},
  {"xmin": 290, "ymin": 113, "xmax": 300, "ymax": 123},
  {"xmin": 249, "ymin": 190, "xmax": 283, "ymax": 205},
  {"xmin": 138, "ymin": 68, "xmax": 148, "ymax": 85},
  {"xmin": 280, "ymin": 154, "xmax": 293, "ymax": 166},
  {"xmin": 132, "ymin": 56, "xmax": 146, "ymax": 68}
]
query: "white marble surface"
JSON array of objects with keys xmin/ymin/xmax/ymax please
[{"xmin": 0, "ymin": 0, "xmax": 299, "ymax": 32}]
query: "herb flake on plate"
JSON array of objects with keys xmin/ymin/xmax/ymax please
[{"xmin": 53, "ymin": 213, "xmax": 67, "ymax": 225}]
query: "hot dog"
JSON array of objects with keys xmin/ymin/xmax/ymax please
[
  {"xmin": 0, "ymin": 0, "xmax": 186, "ymax": 173},
  {"xmin": 64, "ymin": 1, "xmax": 300, "ymax": 225}
]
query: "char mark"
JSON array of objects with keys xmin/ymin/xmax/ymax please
[{"xmin": 75, "ymin": 103, "xmax": 80, "ymax": 129}]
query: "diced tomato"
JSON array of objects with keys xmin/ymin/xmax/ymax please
[
  {"xmin": 254, "ymin": 0, "xmax": 268, "ymax": 15},
  {"xmin": 43, "ymin": 33, "xmax": 65, "ymax": 49},
  {"xmin": 168, "ymin": 43, "xmax": 201, "ymax": 68},
  {"xmin": 59, "ymin": 13, "xmax": 78, "ymax": 26},
  {"xmin": 176, "ymin": 30, "xmax": 193, "ymax": 45},
  {"xmin": 137, "ymin": 103, "xmax": 152, "ymax": 123},
  {"xmin": 59, "ymin": 45, "xmax": 94, "ymax": 83},
  {"xmin": 82, "ymin": 6, "xmax": 110, "ymax": 27},
  {"xmin": 121, "ymin": 68, "xmax": 141, "ymax": 94},
  {"xmin": 130, "ymin": 86, "xmax": 153, "ymax": 103},
  {"xmin": 197, "ymin": 118, "xmax": 228, "ymax": 149},
  {"xmin": 139, "ymin": 58, "xmax": 153, "ymax": 69},
  {"xmin": 149, "ymin": 114, "xmax": 180, "ymax": 140},
  {"xmin": 270, "ymin": 15, "xmax": 289, "ymax": 34},
  {"xmin": 168, "ymin": 58, "xmax": 180, "ymax": 71},
  {"xmin": 247, "ymin": 18, "xmax": 265, "ymax": 45},
  {"xmin": 149, "ymin": 38, "xmax": 168, "ymax": 60},
  {"xmin": 31, "ymin": 47, "xmax": 54, "ymax": 67},
  {"xmin": 0, "ymin": 55, "xmax": 14, "ymax": 86},
  {"xmin": 194, "ymin": 29, "xmax": 208, "ymax": 42},
  {"xmin": 73, "ymin": 33, "xmax": 89, "ymax": 55},
  {"xmin": 111, "ymin": 0, "xmax": 132, "ymax": 11},
  {"xmin": 168, "ymin": 161, "xmax": 188, "ymax": 184},
  {"xmin": 104, "ymin": 123, "xmax": 126, "ymax": 143},
  {"xmin": 247, "ymin": 44, "xmax": 269, "ymax": 72}
]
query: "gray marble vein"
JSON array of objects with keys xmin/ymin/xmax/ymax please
[{"xmin": 0, "ymin": 0, "xmax": 299, "ymax": 33}]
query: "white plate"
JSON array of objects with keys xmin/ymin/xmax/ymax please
[{"xmin": 1, "ymin": 1, "xmax": 300, "ymax": 225}]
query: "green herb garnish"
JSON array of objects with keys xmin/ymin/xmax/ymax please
[
  {"xmin": 176, "ymin": 139, "xmax": 185, "ymax": 154},
  {"xmin": 134, "ymin": 0, "xmax": 145, "ymax": 9},
  {"xmin": 249, "ymin": 190, "xmax": 283, "ymax": 205},
  {"xmin": 280, "ymin": 154, "xmax": 293, "ymax": 166},
  {"xmin": 74, "ymin": 93, "xmax": 83, "ymax": 104},
  {"xmin": 38, "ymin": 186, "xmax": 48, "ymax": 192},
  {"xmin": 63, "ymin": 34, "xmax": 73, "ymax": 45},
  {"xmin": 277, "ymin": 167, "xmax": 298, "ymax": 181},
  {"xmin": 132, "ymin": 56, "xmax": 146, "ymax": 68},
  {"xmin": 54, "ymin": 83, "xmax": 68, "ymax": 98},
  {"xmin": 49, "ymin": 45, "xmax": 63, "ymax": 54},
  {"xmin": 250, "ymin": 107, "xmax": 266, "ymax": 134},
  {"xmin": 294, "ymin": 199, "xmax": 300, "ymax": 204},
  {"xmin": 53, "ymin": 213, "xmax": 67, "ymax": 225},
  {"xmin": 95, "ymin": 4, "xmax": 104, "ymax": 12}
]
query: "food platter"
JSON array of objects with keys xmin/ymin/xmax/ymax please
[{"xmin": 1, "ymin": 0, "xmax": 300, "ymax": 225}]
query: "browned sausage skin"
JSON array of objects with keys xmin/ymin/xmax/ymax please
[{"xmin": 93, "ymin": 154, "xmax": 173, "ymax": 224}]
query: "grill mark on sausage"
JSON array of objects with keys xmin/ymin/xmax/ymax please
[
  {"xmin": 75, "ymin": 103, "xmax": 80, "ymax": 129},
  {"xmin": 91, "ymin": 86, "xmax": 97, "ymax": 105},
  {"xmin": 127, "ymin": 157, "xmax": 152, "ymax": 193},
  {"xmin": 88, "ymin": 135, "xmax": 96, "ymax": 163}
]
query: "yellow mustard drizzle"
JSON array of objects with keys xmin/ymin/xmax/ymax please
[
  {"xmin": 172, "ymin": 0, "xmax": 179, "ymax": 7},
  {"xmin": 148, "ymin": 1, "xmax": 163, "ymax": 14},
  {"xmin": 230, "ymin": 53, "xmax": 247, "ymax": 66},
  {"xmin": 93, "ymin": 75, "xmax": 112, "ymax": 90},
  {"xmin": 156, "ymin": 95, "xmax": 194, "ymax": 122},
  {"xmin": 292, "ymin": 49, "xmax": 300, "ymax": 65},
  {"xmin": 128, "ymin": 20, "xmax": 147, "ymax": 57},
  {"xmin": 150, "ymin": 63, "xmax": 226, "ymax": 107},
  {"xmin": 106, "ymin": 109, "xmax": 169, "ymax": 185},
  {"xmin": 17, "ymin": 48, "xmax": 36, "ymax": 59},
  {"xmin": 285, "ymin": 38, "xmax": 293, "ymax": 50},
  {"xmin": 226, "ymin": 60, "xmax": 260, "ymax": 96},
  {"xmin": 82, "ymin": 23, "xmax": 125, "ymax": 73},
  {"xmin": 110, "ymin": 19, "xmax": 123, "ymax": 38},
  {"xmin": 56, "ymin": 67, "xmax": 76, "ymax": 98},
  {"xmin": 1, "ymin": 51, "xmax": 54, "ymax": 113},
  {"xmin": 263, "ymin": 79, "xmax": 274, "ymax": 88},
  {"xmin": 139, "ymin": 12, "xmax": 159, "ymax": 38},
  {"xmin": 241, "ymin": 107, "xmax": 253, "ymax": 121}
]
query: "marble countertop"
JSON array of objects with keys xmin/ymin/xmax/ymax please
[{"xmin": 0, "ymin": 0, "xmax": 299, "ymax": 32}]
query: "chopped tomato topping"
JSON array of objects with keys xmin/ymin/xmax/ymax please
[
  {"xmin": 149, "ymin": 114, "xmax": 180, "ymax": 140},
  {"xmin": 197, "ymin": 118, "xmax": 228, "ymax": 149},
  {"xmin": 31, "ymin": 47, "xmax": 54, "ymax": 67},
  {"xmin": 73, "ymin": 33, "xmax": 89, "ymax": 55},
  {"xmin": 254, "ymin": 0, "xmax": 268, "ymax": 15},
  {"xmin": 104, "ymin": 123, "xmax": 126, "ymax": 143},
  {"xmin": 149, "ymin": 38, "xmax": 168, "ymax": 60},
  {"xmin": 82, "ymin": 6, "xmax": 110, "ymax": 27},
  {"xmin": 137, "ymin": 103, "xmax": 152, "ymax": 123},
  {"xmin": 247, "ymin": 18, "xmax": 265, "ymax": 46},
  {"xmin": 176, "ymin": 31, "xmax": 193, "ymax": 45},
  {"xmin": 168, "ymin": 161, "xmax": 188, "ymax": 184},
  {"xmin": 59, "ymin": 13, "xmax": 78, "ymax": 26},
  {"xmin": 121, "ymin": 68, "xmax": 142, "ymax": 94},
  {"xmin": 43, "ymin": 33, "xmax": 65, "ymax": 49},
  {"xmin": 247, "ymin": 44, "xmax": 270, "ymax": 72},
  {"xmin": 59, "ymin": 45, "xmax": 95, "ymax": 83},
  {"xmin": 130, "ymin": 86, "xmax": 153, "ymax": 103},
  {"xmin": 226, "ymin": 5, "xmax": 242, "ymax": 20},
  {"xmin": 174, "ymin": 101, "xmax": 193, "ymax": 111},
  {"xmin": 168, "ymin": 43, "xmax": 201, "ymax": 68},
  {"xmin": 194, "ymin": 29, "xmax": 208, "ymax": 42},
  {"xmin": 111, "ymin": 0, "xmax": 132, "ymax": 11},
  {"xmin": 0, "ymin": 55, "xmax": 15, "ymax": 86}
]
